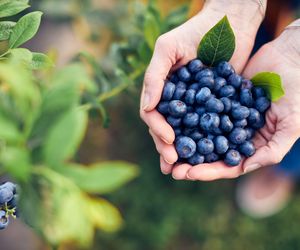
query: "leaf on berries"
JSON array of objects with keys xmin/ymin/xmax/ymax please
[
  {"xmin": 0, "ymin": 21, "xmax": 16, "ymax": 41},
  {"xmin": 30, "ymin": 53, "xmax": 54, "ymax": 70},
  {"xmin": 198, "ymin": 15, "xmax": 235, "ymax": 66},
  {"xmin": 0, "ymin": 0, "xmax": 29, "ymax": 18},
  {"xmin": 251, "ymin": 72, "xmax": 285, "ymax": 101}
]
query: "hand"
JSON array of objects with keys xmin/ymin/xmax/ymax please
[
  {"xmin": 140, "ymin": 0, "xmax": 266, "ymax": 176},
  {"xmin": 187, "ymin": 20, "xmax": 300, "ymax": 181}
]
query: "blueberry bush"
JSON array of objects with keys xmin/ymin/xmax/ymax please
[{"xmin": 0, "ymin": 1, "xmax": 139, "ymax": 249}]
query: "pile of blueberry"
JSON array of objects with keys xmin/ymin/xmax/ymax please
[
  {"xmin": 157, "ymin": 59, "xmax": 270, "ymax": 166},
  {"xmin": 0, "ymin": 182, "xmax": 18, "ymax": 230}
]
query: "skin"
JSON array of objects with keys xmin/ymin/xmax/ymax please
[{"xmin": 140, "ymin": 0, "xmax": 300, "ymax": 181}]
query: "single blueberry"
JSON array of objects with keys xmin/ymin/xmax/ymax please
[
  {"xmin": 240, "ymin": 89, "xmax": 254, "ymax": 107},
  {"xmin": 199, "ymin": 76, "xmax": 214, "ymax": 89},
  {"xmin": 0, "ymin": 210, "xmax": 9, "ymax": 230},
  {"xmin": 234, "ymin": 119, "xmax": 247, "ymax": 128},
  {"xmin": 218, "ymin": 85, "xmax": 236, "ymax": 97},
  {"xmin": 0, "ymin": 182, "xmax": 17, "ymax": 195},
  {"xmin": 220, "ymin": 115, "xmax": 233, "ymax": 132},
  {"xmin": 229, "ymin": 142, "xmax": 237, "ymax": 149},
  {"xmin": 183, "ymin": 128, "xmax": 196, "ymax": 136},
  {"xmin": 168, "ymin": 100, "xmax": 187, "ymax": 117},
  {"xmin": 252, "ymin": 86, "xmax": 265, "ymax": 99},
  {"xmin": 248, "ymin": 108, "xmax": 261, "ymax": 125},
  {"xmin": 255, "ymin": 97, "xmax": 270, "ymax": 113},
  {"xmin": 169, "ymin": 74, "xmax": 179, "ymax": 83},
  {"xmin": 177, "ymin": 66, "xmax": 191, "ymax": 82},
  {"xmin": 214, "ymin": 136, "xmax": 229, "ymax": 154},
  {"xmin": 183, "ymin": 112, "xmax": 200, "ymax": 128},
  {"xmin": 175, "ymin": 136, "xmax": 197, "ymax": 159},
  {"xmin": 217, "ymin": 61, "xmax": 235, "ymax": 77},
  {"xmin": 187, "ymin": 153, "xmax": 205, "ymax": 165},
  {"xmin": 189, "ymin": 131, "xmax": 204, "ymax": 141},
  {"xmin": 229, "ymin": 128, "xmax": 247, "ymax": 144},
  {"xmin": 231, "ymin": 106, "xmax": 250, "ymax": 120},
  {"xmin": 173, "ymin": 87, "xmax": 186, "ymax": 100},
  {"xmin": 195, "ymin": 106, "xmax": 206, "ymax": 116},
  {"xmin": 197, "ymin": 138, "xmax": 214, "ymax": 155},
  {"xmin": 231, "ymin": 100, "xmax": 240, "ymax": 109},
  {"xmin": 241, "ymin": 79, "xmax": 253, "ymax": 89},
  {"xmin": 196, "ymin": 87, "xmax": 211, "ymax": 104},
  {"xmin": 157, "ymin": 101, "xmax": 169, "ymax": 115},
  {"xmin": 205, "ymin": 152, "xmax": 220, "ymax": 163},
  {"xmin": 224, "ymin": 149, "xmax": 242, "ymax": 166},
  {"xmin": 188, "ymin": 59, "xmax": 204, "ymax": 73},
  {"xmin": 189, "ymin": 83, "xmax": 200, "ymax": 91},
  {"xmin": 205, "ymin": 97, "xmax": 224, "ymax": 113},
  {"xmin": 161, "ymin": 81, "xmax": 176, "ymax": 101},
  {"xmin": 199, "ymin": 113, "xmax": 220, "ymax": 132},
  {"xmin": 245, "ymin": 127, "xmax": 255, "ymax": 140},
  {"xmin": 220, "ymin": 97, "xmax": 232, "ymax": 113},
  {"xmin": 207, "ymin": 134, "xmax": 215, "ymax": 140},
  {"xmin": 239, "ymin": 141, "xmax": 255, "ymax": 157},
  {"xmin": 212, "ymin": 127, "xmax": 223, "ymax": 135},
  {"xmin": 167, "ymin": 116, "xmax": 181, "ymax": 127},
  {"xmin": 174, "ymin": 128, "xmax": 182, "ymax": 136},
  {"xmin": 7, "ymin": 194, "xmax": 17, "ymax": 209},
  {"xmin": 194, "ymin": 69, "xmax": 214, "ymax": 81},
  {"xmin": 184, "ymin": 89, "xmax": 196, "ymax": 105},
  {"xmin": 176, "ymin": 81, "xmax": 187, "ymax": 89},
  {"xmin": 228, "ymin": 73, "xmax": 242, "ymax": 88},
  {"xmin": 214, "ymin": 77, "xmax": 227, "ymax": 92},
  {"xmin": 0, "ymin": 188, "xmax": 13, "ymax": 205},
  {"xmin": 251, "ymin": 114, "xmax": 265, "ymax": 129}
]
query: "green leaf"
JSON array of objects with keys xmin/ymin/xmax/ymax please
[
  {"xmin": 85, "ymin": 196, "xmax": 123, "ymax": 232},
  {"xmin": 9, "ymin": 48, "xmax": 32, "ymax": 64},
  {"xmin": 0, "ymin": 21, "xmax": 16, "ymax": 41},
  {"xmin": 143, "ymin": 12, "xmax": 160, "ymax": 50},
  {"xmin": 43, "ymin": 108, "xmax": 88, "ymax": 166},
  {"xmin": 9, "ymin": 11, "xmax": 43, "ymax": 48},
  {"xmin": 251, "ymin": 72, "xmax": 285, "ymax": 101},
  {"xmin": 58, "ymin": 161, "xmax": 139, "ymax": 194},
  {"xmin": 30, "ymin": 52, "xmax": 54, "ymax": 70},
  {"xmin": 198, "ymin": 16, "xmax": 235, "ymax": 66},
  {"xmin": 0, "ymin": 0, "xmax": 29, "ymax": 18},
  {"xmin": 0, "ymin": 112, "xmax": 22, "ymax": 143}
]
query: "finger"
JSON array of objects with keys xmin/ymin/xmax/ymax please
[
  {"xmin": 149, "ymin": 129, "xmax": 178, "ymax": 164},
  {"xmin": 141, "ymin": 36, "xmax": 174, "ymax": 112},
  {"xmin": 172, "ymin": 163, "xmax": 193, "ymax": 180},
  {"xmin": 141, "ymin": 110, "xmax": 175, "ymax": 144},
  {"xmin": 160, "ymin": 156, "xmax": 173, "ymax": 175},
  {"xmin": 186, "ymin": 161, "xmax": 243, "ymax": 181}
]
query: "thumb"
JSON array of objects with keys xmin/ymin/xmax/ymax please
[{"xmin": 141, "ymin": 38, "xmax": 173, "ymax": 112}]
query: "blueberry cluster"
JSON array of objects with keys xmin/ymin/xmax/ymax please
[
  {"xmin": 0, "ymin": 182, "xmax": 18, "ymax": 230},
  {"xmin": 157, "ymin": 59, "xmax": 270, "ymax": 166}
]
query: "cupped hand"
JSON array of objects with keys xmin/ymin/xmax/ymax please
[{"xmin": 140, "ymin": 1, "xmax": 265, "ymax": 176}]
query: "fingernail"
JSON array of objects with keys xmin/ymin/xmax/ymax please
[
  {"xmin": 163, "ymin": 157, "xmax": 173, "ymax": 165},
  {"xmin": 244, "ymin": 163, "xmax": 261, "ymax": 173},
  {"xmin": 186, "ymin": 173, "xmax": 195, "ymax": 181},
  {"xmin": 142, "ymin": 92, "xmax": 150, "ymax": 111},
  {"xmin": 161, "ymin": 137, "xmax": 172, "ymax": 145}
]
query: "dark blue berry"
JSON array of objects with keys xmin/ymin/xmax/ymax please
[
  {"xmin": 251, "ymin": 114, "xmax": 265, "ymax": 129},
  {"xmin": 231, "ymin": 100, "xmax": 240, "ymax": 109},
  {"xmin": 0, "ymin": 188, "xmax": 13, "ymax": 205},
  {"xmin": 184, "ymin": 89, "xmax": 196, "ymax": 105},
  {"xmin": 195, "ymin": 69, "xmax": 214, "ymax": 81},
  {"xmin": 205, "ymin": 97, "xmax": 224, "ymax": 113},
  {"xmin": 199, "ymin": 76, "xmax": 214, "ymax": 89},
  {"xmin": 7, "ymin": 194, "xmax": 17, "ymax": 209},
  {"xmin": 212, "ymin": 127, "xmax": 223, "ymax": 135},
  {"xmin": 248, "ymin": 108, "xmax": 261, "ymax": 125},
  {"xmin": 162, "ymin": 81, "xmax": 175, "ymax": 101},
  {"xmin": 214, "ymin": 136, "xmax": 229, "ymax": 154},
  {"xmin": 1, "ymin": 182, "xmax": 17, "ymax": 195},
  {"xmin": 187, "ymin": 106, "xmax": 194, "ymax": 113},
  {"xmin": 183, "ymin": 112, "xmax": 200, "ymax": 128},
  {"xmin": 219, "ymin": 85, "xmax": 236, "ymax": 97},
  {"xmin": 187, "ymin": 153, "xmax": 205, "ymax": 165},
  {"xmin": 177, "ymin": 66, "xmax": 191, "ymax": 82},
  {"xmin": 197, "ymin": 138, "xmax": 214, "ymax": 155},
  {"xmin": 157, "ymin": 101, "xmax": 169, "ymax": 115},
  {"xmin": 199, "ymin": 113, "xmax": 220, "ymax": 132},
  {"xmin": 196, "ymin": 87, "xmax": 211, "ymax": 104},
  {"xmin": 252, "ymin": 86, "xmax": 265, "ymax": 99},
  {"xmin": 188, "ymin": 59, "xmax": 204, "ymax": 73},
  {"xmin": 174, "ymin": 128, "xmax": 182, "ymax": 136},
  {"xmin": 205, "ymin": 152, "xmax": 219, "ymax": 163},
  {"xmin": 207, "ymin": 134, "xmax": 215, "ymax": 140},
  {"xmin": 0, "ymin": 210, "xmax": 8, "ymax": 230},
  {"xmin": 240, "ymin": 89, "xmax": 254, "ymax": 107},
  {"xmin": 175, "ymin": 136, "xmax": 196, "ymax": 158},
  {"xmin": 255, "ymin": 97, "xmax": 270, "ymax": 113},
  {"xmin": 241, "ymin": 79, "xmax": 253, "ymax": 89},
  {"xmin": 220, "ymin": 97, "xmax": 232, "ymax": 113},
  {"xmin": 168, "ymin": 100, "xmax": 187, "ymax": 117},
  {"xmin": 234, "ymin": 119, "xmax": 247, "ymax": 128},
  {"xmin": 220, "ymin": 115, "xmax": 233, "ymax": 132},
  {"xmin": 214, "ymin": 77, "xmax": 226, "ymax": 92},
  {"xmin": 195, "ymin": 106, "xmax": 206, "ymax": 116},
  {"xmin": 239, "ymin": 141, "xmax": 255, "ymax": 157},
  {"xmin": 224, "ymin": 149, "xmax": 242, "ymax": 166},
  {"xmin": 229, "ymin": 128, "xmax": 247, "ymax": 145},
  {"xmin": 231, "ymin": 106, "xmax": 250, "ymax": 120},
  {"xmin": 189, "ymin": 131, "xmax": 204, "ymax": 141},
  {"xmin": 169, "ymin": 74, "xmax": 179, "ymax": 83},
  {"xmin": 176, "ymin": 81, "xmax": 187, "ymax": 89},
  {"xmin": 228, "ymin": 73, "xmax": 242, "ymax": 88},
  {"xmin": 229, "ymin": 142, "xmax": 237, "ymax": 149},
  {"xmin": 245, "ymin": 127, "xmax": 255, "ymax": 140},
  {"xmin": 167, "ymin": 116, "xmax": 181, "ymax": 127},
  {"xmin": 217, "ymin": 61, "xmax": 234, "ymax": 77},
  {"xmin": 189, "ymin": 83, "xmax": 200, "ymax": 91}
]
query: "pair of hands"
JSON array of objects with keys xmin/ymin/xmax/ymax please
[{"xmin": 140, "ymin": 1, "xmax": 300, "ymax": 181}]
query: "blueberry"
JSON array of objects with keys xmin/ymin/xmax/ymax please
[
  {"xmin": 7, "ymin": 194, "xmax": 18, "ymax": 209},
  {"xmin": 220, "ymin": 115, "xmax": 233, "ymax": 132},
  {"xmin": 177, "ymin": 66, "xmax": 191, "ymax": 82},
  {"xmin": 252, "ymin": 86, "xmax": 265, "ymax": 99},
  {"xmin": 255, "ymin": 97, "xmax": 270, "ymax": 113},
  {"xmin": 194, "ymin": 69, "xmax": 214, "ymax": 81},
  {"xmin": 197, "ymin": 138, "xmax": 214, "ymax": 155},
  {"xmin": 187, "ymin": 106, "xmax": 194, "ymax": 113},
  {"xmin": 183, "ymin": 112, "xmax": 199, "ymax": 128},
  {"xmin": 220, "ymin": 97, "xmax": 232, "ymax": 113},
  {"xmin": 231, "ymin": 100, "xmax": 240, "ymax": 109},
  {"xmin": 175, "ymin": 136, "xmax": 197, "ymax": 158},
  {"xmin": 231, "ymin": 106, "xmax": 250, "ymax": 120},
  {"xmin": 199, "ymin": 76, "xmax": 214, "ymax": 89},
  {"xmin": 174, "ymin": 128, "xmax": 182, "ymax": 136},
  {"xmin": 188, "ymin": 59, "xmax": 204, "ymax": 73},
  {"xmin": 224, "ymin": 149, "xmax": 242, "ymax": 166},
  {"xmin": 214, "ymin": 136, "xmax": 229, "ymax": 154},
  {"xmin": 248, "ymin": 108, "xmax": 261, "ymax": 125},
  {"xmin": 0, "ymin": 188, "xmax": 13, "ymax": 205},
  {"xmin": 219, "ymin": 85, "xmax": 236, "ymax": 97},
  {"xmin": 214, "ymin": 77, "xmax": 226, "ymax": 92},
  {"xmin": 241, "ymin": 79, "xmax": 253, "ymax": 89},
  {"xmin": 229, "ymin": 142, "xmax": 237, "ymax": 149},
  {"xmin": 212, "ymin": 127, "xmax": 223, "ymax": 135},
  {"xmin": 217, "ymin": 61, "xmax": 234, "ymax": 77},
  {"xmin": 239, "ymin": 141, "xmax": 255, "ymax": 157},
  {"xmin": 207, "ymin": 134, "xmax": 215, "ymax": 140},
  {"xmin": 189, "ymin": 131, "xmax": 204, "ymax": 141},
  {"xmin": 1, "ymin": 182, "xmax": 17, "ymax": 195},
  {"xmin": 205, "ymin": 152, "xmax": 220, "ymax": 163},
  {"xmin": 161, "ymin": 81, "xmax": 176, "ymax": 101},
  {"xmin": 228, "ymin": 73, "xmax": 242, "ymax": 88},
  {"xmin": 167, "ymin": 116, "xmax": 181, "ymax": 127},
  {"xmin": 245, "ymin": 127, "xmax": 255, "ymax": 140},
  {"xmin": 195, "ymin": 106, "xmax": 206, "ymax": 116},
  {"xmin": 205, "ymin": 97, "xmax": 224, "ymax": 113},
  {"xmin": 157, "ymin": 101, "xmax": 169, "ymax": 115},
  {"xmin": 0, "ymin": 210, "xmax": 8, "ymax": 230},
  {"xmin": 168, "ymin": 100, "xmax": 187, "ymax": 117},
  {"xmin": 189, "ymin": 83, "xmax": 200, "ymax": 91},
  {"xmin": 184, "ymin": 89, "xmax": 196, "ymax": 105},
  {"xmin": 169, "ymin": 74, "xmax": 179, "ymax": 83},
  {"xmin": 199, "ymin": 113, "xmax": 220, "ymax": 132},
  {"xmin": 176, "ymin": 81, "xmax": 187, "ymax": 89},
  {"xmin": 196, "ymin": 87, "xmax": 211, "ymax": 104},
  {"xmin": 240, "ymin": 89, "xmax": 253, "ymax": 107},
  {"xmin": 234, "ymin": 119, "xmax": 247, "ymax": 128},
  {"xmin": 187, "ymin": 153, "xmax": 205, "ymax": 165},
  {"xmin": 173, "ymin": 87, "xmax": 186, "ymax": 100},
  {"xmin": 251, "ymin": 114, "xmax": 265, "ymax": 129},
  {"xmin": 229, "ymin": 128, "xmax": 247, "ymax": 145}
]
